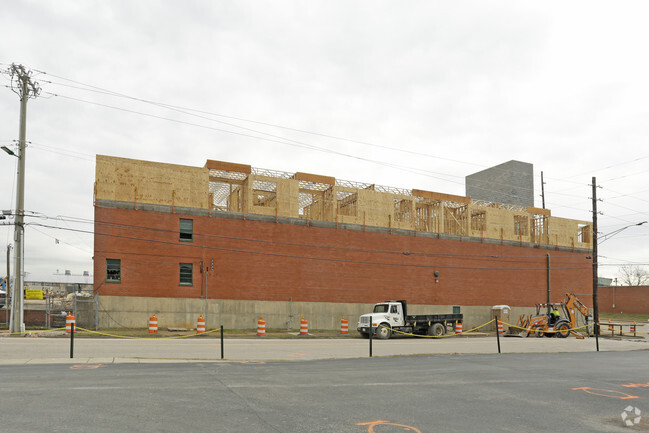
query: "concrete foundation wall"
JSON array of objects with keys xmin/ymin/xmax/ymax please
[{"xmin": 91, "ymin": 296, "xmax": 540, "ymax": 332}]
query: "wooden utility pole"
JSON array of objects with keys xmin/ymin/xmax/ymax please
[
  {"xmin": 541, "ymin": 171, "xmax": 546, "ymax": 209},
  {"xmin": 591, "ymin": 177, "xmax": 599, "ymax": 337}
]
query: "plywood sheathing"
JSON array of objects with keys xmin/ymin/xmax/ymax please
[
  {"xmin": 96, "ymin": 156, "xmax": 593, "ymax": 249},
  {"xmin": 96, "ymin": 155, "xmax": 209, "ymax": 209}
]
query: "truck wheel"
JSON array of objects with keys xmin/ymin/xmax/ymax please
[
  {"xmin": 427, "ymin": 323, "xmax": 445, "ymax": 336},
  {"xmin": 555, "ymin": 322, "xmax": 570, "ymax": 338},
  {"xmin": 376, "ymin": 323, "xmax": 392, "ymax": 340}
]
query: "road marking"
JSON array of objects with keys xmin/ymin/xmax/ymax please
[
  {"xmin": 572, "ymin": 387, "xmax": 639, "ymax": 399},
  {"xmin": 357, "ymin": 420, "xmax": 422, "ymax": 432},
  {"xmin": 70, "ymin": 364, "xmax": 103, "ymax": 370}
]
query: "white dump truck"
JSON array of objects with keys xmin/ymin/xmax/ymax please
[{"xmin": 357, "ymin": 300, "xmax": 463, "ymax": 340}]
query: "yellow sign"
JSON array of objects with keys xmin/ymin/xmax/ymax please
[{"xmin": 25, "ymin": 289, "xmax": 44, "ymax": 300}]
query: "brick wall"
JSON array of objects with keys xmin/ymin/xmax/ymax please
[
  {"xmin": 94, "ymin": 205, "xmax": 593, "ymax": 307},
  {"xmin": 598, "ymin": 285, "xmax": 649, "ymax": 314}
]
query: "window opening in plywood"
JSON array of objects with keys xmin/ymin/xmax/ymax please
[
  {"xmin": 444, "ymin": 203, "xmax": 467, "ymax": 235},
  {"xmin": 514, "ymin": 215, "xmax": 528, "ymax": 236},
  {"xmin": 471, "ymin": 210, "xmax": 486, "ymax": 232},
  {"xmin": 337, "ymin": 191, "xmax": 358, "ymax": 217},
  {"xmin": 531, "ymin": 215, "xmax": 548, "ymax": 242},
  {"xmin": 252, "ymin": 180, "xmax": 277, "ymax": 208},
  {"xmin": 394, "ymin": 198, "xmax": 412, "ymax": 223},
  {"xmin": 578, "ymin": 224, "xmax": 591, "ymax": 243}
]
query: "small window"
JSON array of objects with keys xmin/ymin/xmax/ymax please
[
  {"xmin": 453, "ymin": 306, "xmax": 461, "ymax": 314},
  {"xmin": 179, "ymin": 263, "xmax": 193, "ymax": 286},
  {"xmin": 179, "ymin": 219, "xmax": 193, "ymax": 242},
  {"xmin": 106, "ymin": 259, "xmax": 121, "ymax": 283},
  {"xmin": 390, "ymin": 305, "xmax": 398, "ymax": 314}
]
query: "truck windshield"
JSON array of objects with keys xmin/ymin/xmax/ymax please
[{"xmin": 373, "ymin": 304, "xmax": 389, "ymax": 313}]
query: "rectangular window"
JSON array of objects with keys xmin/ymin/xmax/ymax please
[
  {"xmin": 179, "ymin": 218, "xmax": 193, "ymax": 242},
  {"xmin": 179, "ymin": 263, "xmax": 193, "ymax": 286},
  {"xmin": 106, "ymin": 259, "xmax": 121, "ymax": 283}
]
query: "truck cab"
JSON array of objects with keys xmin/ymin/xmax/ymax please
[{"xmin": 357, "ymin": 301, "xmax": 406, "ymax": 339}]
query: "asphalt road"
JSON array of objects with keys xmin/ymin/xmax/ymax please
[
  {"xmin": 1, "ymin": 334, "xmax": 648, "ymax": 364},
  {"xmin": 2, "ymin": 351, "xmax": 648, "ymax": 433}
]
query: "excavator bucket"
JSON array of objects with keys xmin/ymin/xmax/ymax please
[{"xmin": 506, "ymin": 314, "xmax": 530, "ymax": 337}]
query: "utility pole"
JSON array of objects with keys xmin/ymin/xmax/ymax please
[
  {"xmin": 591, "ymin": 177, "xmax": 599, "ymax": 336},
  {"xmin": 540, "ymin": 171, "xmax": 546, "ymax": 209},
  {"xmin": 4, "ymin": 245, "xmax": 9, "ymax": 327},
  {"xmin": 5, "ymin": 64, "xmax": 40, "ymax": 334}
]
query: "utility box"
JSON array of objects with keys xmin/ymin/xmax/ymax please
[{"xmin": 492, "ymin": 305, "xmax": 511, "ymax": 331}]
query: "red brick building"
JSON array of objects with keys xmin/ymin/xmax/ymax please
[{"xmin": 92, "ymin": 156, "xmax": 594, "ymax": 329}]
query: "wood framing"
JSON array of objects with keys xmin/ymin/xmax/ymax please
[{"xmin": 95, "ymin": 155, "xmax": 593, "ymax": 249}]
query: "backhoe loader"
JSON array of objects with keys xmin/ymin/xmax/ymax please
[{"xmin": 516, "ymin": 293, "xmax": 592, "ymax": 338}]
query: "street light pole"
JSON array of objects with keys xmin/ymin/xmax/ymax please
[{"xmin": 4, "ymin": 64, "xmax": 40, "ymax": 334}]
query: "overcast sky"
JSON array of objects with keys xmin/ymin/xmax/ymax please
[{"xmin": 1, "ymin": 1, "xmax": 648, "ymax": 282}]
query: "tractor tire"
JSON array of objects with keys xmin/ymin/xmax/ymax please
[
  {"xmin": 427, "ymin": 323, "xmax": 446, "ymax": 337},
  {"xmin": 555, "ymin": 322, "xmax": 570, "ymax": 338},
  {"xmin": 376, "ymin": 323, "xmax": 392, "ymax": 340},
  {"xmin": 534, "ymin": 327, "xmax": 545, "ymax": 338}
]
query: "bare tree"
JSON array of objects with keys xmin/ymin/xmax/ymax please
[{"xmin": 618, "ymin": 265, "xmax": 649, "ymax": 286}]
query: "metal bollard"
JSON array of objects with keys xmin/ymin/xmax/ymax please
[
  {"xmin": 70, "ymin": 322, "xmax": 75, "ymax": 359},
  {"xmin": 369, "ymin": 322, "xmax": 373, "ymax": 358},
  {"xmin": 495, "ymin": 316, "xmax": 501, "ymax": 354}
]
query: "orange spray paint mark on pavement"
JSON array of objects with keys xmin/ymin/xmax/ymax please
[
  {"xmin": 357, "ymin": 420, "xmax": 422, "ymax": 433},
  {"xmin": 572, "ymin": 387, "xmax": 639, "ymax": 399},
  {"xmin": 622, "ymin": 382, "xmax": 649, "ymax": 388}
]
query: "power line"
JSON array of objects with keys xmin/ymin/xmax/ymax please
[{"xmin": 17, "ymin": 212, "xmax": 592, "ymax": 263}]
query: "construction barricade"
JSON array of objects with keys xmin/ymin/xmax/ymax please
[
  {"xmin": 340, "ymin": 317, "xmax": 349, "ymax": 334},
  {"xmin": 455, "ymin": 321, "xmax": 463, "ymax": 334},
  {"xmin": 300, "ymin": 317, "xmax": 309, "ymax": 335},
  {"xmin": 66, "ymin": 313, "xmax": 76, "ymax": 333},
  {"xmin": 197, "ymin": 315, "xmax": 206, "ymax": 334},
  {"xmin": 257, "ymin": 317, "xmax": 266, "ymax": 337},
  {"xmin": 148, "ymin": 314, "xmax": 158, "ymax": 334},
  {"xmin": 497, "ymin": 319, "xmax": 503, "ymax": 335}
]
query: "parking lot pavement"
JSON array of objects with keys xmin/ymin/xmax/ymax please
[{"xmin": 0, "ymin": 334, "xmax": 647, "ymax": 365}]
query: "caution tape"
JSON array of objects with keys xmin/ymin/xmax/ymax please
[
  {"xmin": 377, "ymin": 319, "xmax": 496, "ymax": 339},
  {"xmin": 502, "ymin": 321, "xmax": 591, "ymax": 335},
  {"xmin": 75, "ymin": 326, "xmax": 223, "ymax": 340},
  {"xmin": 0, "ymin": 327, "xmax": 67, "ymax": 336}
]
